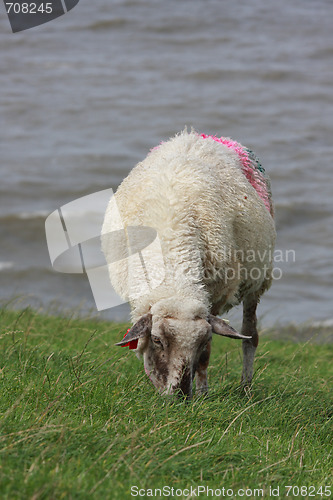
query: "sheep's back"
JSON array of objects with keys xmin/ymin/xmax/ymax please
[{"xmin": 102, "ymin": 131, "xmax": 276, "ymax": 309}]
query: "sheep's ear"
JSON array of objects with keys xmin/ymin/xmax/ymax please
[
  {"xmin": 115, "ymin": 313, "xmax": 152, "ymax": 346},
  {"xmin": 208, "ymin": 315, "xmax": 251, "ymax": 340}
]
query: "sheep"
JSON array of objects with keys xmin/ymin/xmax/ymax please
[{"xmin": 102, "ymin": 130, "xmax": 276, "ymax": 399}]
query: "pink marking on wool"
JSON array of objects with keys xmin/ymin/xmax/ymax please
[
  {"xmin": 150, "ymin": 144, "xmax": 163, "ymax": 153},
  {"xmin": 200, "ymin": 134, "xmax": 271, "ymax": 212},
  {"xmin": 200, "ymin": 134, "xmax": 250, "ymax": 169}
]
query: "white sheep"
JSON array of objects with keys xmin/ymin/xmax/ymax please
[{"xmin": 102, "ymin": 130, "xmax": 276, "ymax": 398}]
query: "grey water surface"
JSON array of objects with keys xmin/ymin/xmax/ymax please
[{"xmin": 1, "ymin": 0, "xmax": 333, "ymax": 330}]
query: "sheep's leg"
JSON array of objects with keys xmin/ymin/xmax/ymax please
[
  {"xmin": 195, "ymin": 342, "xmax": 211, "ymax": 394},
  {"xmin": 241, "ymin": 293, "xmax": 259, "ymax": 387}
]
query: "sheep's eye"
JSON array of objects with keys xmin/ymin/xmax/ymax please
[{"xmin": 151, "ymin": 336, "xmax": 163, "ymax": 348}]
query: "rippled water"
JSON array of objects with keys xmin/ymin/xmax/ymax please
[{"xmin": 1, "ymin": 0, "xmax": 333, "ymax": 329}]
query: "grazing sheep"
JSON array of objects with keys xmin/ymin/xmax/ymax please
[{"xmin": 102, "ymin": 130, "xmax": 276, "ymax": 398}]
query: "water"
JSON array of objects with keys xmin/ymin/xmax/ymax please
[{"xmin": 1, "ymin": 0, "xmax": 333, "ymax": 329}]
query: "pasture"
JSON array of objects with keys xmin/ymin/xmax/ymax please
[{"xmin": 0, "ymin": 307, "xmax": 332, "ymax": 499}]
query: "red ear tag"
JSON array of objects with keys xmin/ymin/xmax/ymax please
[{"xmin": 122, "ymin": 328, "xmax": 138, "ymax": 350}]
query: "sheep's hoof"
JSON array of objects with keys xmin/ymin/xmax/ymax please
[
  {"xmin": 196, "ymin": 387, "xmax": 209, "ymax": 398},
  {"xmin": 240, "ymin": 377, "xmax": 253, "ymax": 398}
]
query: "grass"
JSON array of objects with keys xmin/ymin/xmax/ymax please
[{"xmin": 0, "ymin": 306, "xmax": 332, "ymax": 499}]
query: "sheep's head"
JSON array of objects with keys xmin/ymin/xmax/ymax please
[{"xmin": 116, "ymin": 299, "xmax": 250, "ymax": 399}]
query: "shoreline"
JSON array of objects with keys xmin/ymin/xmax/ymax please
[{"xmin": 1, "ymin": 299, "xmax": 332, "ymax": 345}]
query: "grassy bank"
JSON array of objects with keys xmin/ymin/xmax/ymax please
[{"xmin": 0, "ymin": 307, "xmax": 332, "ymax": 499}]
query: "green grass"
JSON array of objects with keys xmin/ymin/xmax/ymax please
[{"xmin": 0, "ymin": 307, "xmax": 332, "ymax": 499}]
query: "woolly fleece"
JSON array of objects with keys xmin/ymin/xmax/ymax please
[{"xmin": 102, "ymin": 130, "xmax": 276, "ymax": 322}]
